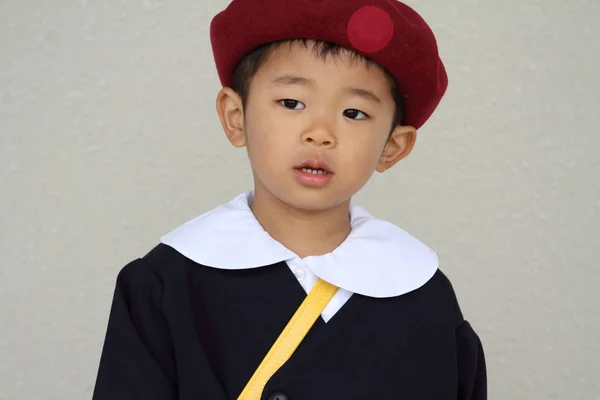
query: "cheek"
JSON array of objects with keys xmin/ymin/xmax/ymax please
[
  {"xmin": 344, "ymin": 134, "xmax": 386, "ymax": 168},
  {"xmin": 244, "ymin": 117, "xmax": 291, "ymax": 169},
  {"xmin": 355, "ymin": 151, "xmax": 382, "ymax": 175}
]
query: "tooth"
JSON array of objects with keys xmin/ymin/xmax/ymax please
[{"xmin": 300, "ymin": 167, "xmax": 329, "ymax": 175}]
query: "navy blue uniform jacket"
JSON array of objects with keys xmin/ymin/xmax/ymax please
[{"xmin": 92, "ymin": 243, "xmax": 487, "ymax": 399}]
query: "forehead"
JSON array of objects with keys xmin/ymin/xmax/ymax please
[{"xmin": 257, "ymin": 41, "xmax": 392, "ymax": 88}]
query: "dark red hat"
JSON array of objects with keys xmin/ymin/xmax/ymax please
[{"xmin": 210, "ymin": 0, "xmax": 447, "ymax": 129}]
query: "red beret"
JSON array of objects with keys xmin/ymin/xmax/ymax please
[{"xmin": 210, "ymin": 0, "xmax": 447, "ymax": 129}]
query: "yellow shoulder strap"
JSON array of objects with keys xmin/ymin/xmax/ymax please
[{"xmin": 237, "ymin": 278, "xmax": 339, "ymax": 400}]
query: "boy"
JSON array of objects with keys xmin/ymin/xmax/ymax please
[{"xmin": 93, "ymin": 0, "xmax": 487, "ymax": 399}]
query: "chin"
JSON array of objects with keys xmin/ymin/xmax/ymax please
[
  {"xmin": 253, "ymin": 172, "xmax": 356, "ymax": 212},
  {"xmin": 278, "ymin": 187, "xmax": 351, "ymax": 212}
]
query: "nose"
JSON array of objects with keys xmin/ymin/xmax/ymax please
[{"xmin": 300, "ymin": 122, "xmax": 337, "ymax": 148}]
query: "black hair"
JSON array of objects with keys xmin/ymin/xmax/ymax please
[{"xmin": 230, "ymin": 39, "xmax": 405, "ymax": 135}]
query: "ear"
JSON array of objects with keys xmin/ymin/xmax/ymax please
[
  {"xmin": 376, "ymin": 125, "xmax": 417, "ymax": 172},
  {"xmin": 216, "ymin": 87, "xmax": 246, "ymax": 148}
]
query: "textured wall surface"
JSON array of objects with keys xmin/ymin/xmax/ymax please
[{"xmin": 1, "ymin": 0, "xmax": 599, "ymax": 399}]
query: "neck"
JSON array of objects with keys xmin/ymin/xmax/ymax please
[{"xmin": 250, "ymin": 188, "xmax": 352, "ymax": 258}]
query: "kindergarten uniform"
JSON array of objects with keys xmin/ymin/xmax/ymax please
[
  {"xmin": 93, "ymin": 192, "xmax": 486, "ymax": 399},
  {"xmin": 94, "ymin": 0, "xmax": 487, "ymax": 398}
]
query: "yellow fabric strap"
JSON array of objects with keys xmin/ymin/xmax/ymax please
[{"xmin": 237, "ymin": 278, "xmax": 339, "ymax": 400}]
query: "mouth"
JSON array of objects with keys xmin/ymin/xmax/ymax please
[
  {"xmin": 298, "ymin": 167, "xmax": 329, "ymax": 175},
  {"xmin": 293, "ymin": 160, "xmax": 334, "ymax": 188},
  {"xmin": 293, "ymin": 160, "xmax": 333, "ymax": 175}
]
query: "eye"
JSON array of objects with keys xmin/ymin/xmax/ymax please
[
  {"xmin": 279, "ymin": 99, "xmax": 306, "ymax": 110},
  {"xmin": 344, "ymin": 109, "xmax": 369, "ymax": 120}
]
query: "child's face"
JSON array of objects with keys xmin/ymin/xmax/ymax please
[{"xmin": 217, "ymin": 41, "xmax": 416, "ymax": 211}]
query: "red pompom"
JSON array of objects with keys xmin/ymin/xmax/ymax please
[{"xmin": 348, "ymin": 6, "xmax": 394, "ymax": 53}]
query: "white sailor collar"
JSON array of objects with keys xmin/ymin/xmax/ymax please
[{"xmin": 160, "ymin": 191, "xmax": 439, "ymax": 298}]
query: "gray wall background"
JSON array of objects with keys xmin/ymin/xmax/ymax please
[{"xmin": 1, "ymin": 0, "xmax": 599, "ymax": 398}]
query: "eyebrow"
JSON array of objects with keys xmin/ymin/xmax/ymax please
[
  {"xmin": 271, "ymin": 74, "xmax": 382, "ymax": 104},
  {"xmin": 343, "ymin": 87, "xmax": 381, "ymax": 104},
  {"xmin": 271, "ymin": 74, "xmax": 315, "ymax": 86}
]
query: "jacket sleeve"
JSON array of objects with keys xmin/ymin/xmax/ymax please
[
  {"xmin": 92, "ymin": 259, "xmax": 177, "ymax": 400},
  {"xmin": 456, "ymin": 320, "xmax": 487, "ymax": 400}
]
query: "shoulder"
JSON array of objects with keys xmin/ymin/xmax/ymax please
[
  {"xmin": 142, "ymin": 242, "xmax": 195, "ymax": 271},
  {"xmin": 428, "ymin": 268, "xmax": 459, "ymax": 297},
  {"xmin": 116, "ymin": 243, "xmax": 194, "ymax": 290},
  {"xmin": 413, "ymin": 268, "xmax": 465, "ymax": 326},
  {"xmin": 417, "ymin": 268, "xmax": 457, "ymax": 298}
]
